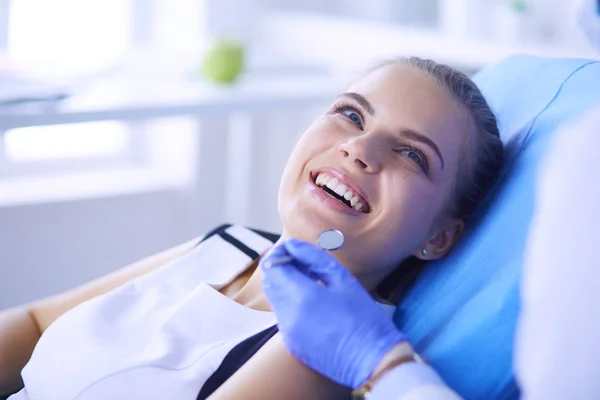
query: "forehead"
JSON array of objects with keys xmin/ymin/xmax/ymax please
[
  {"xmin": 347, "ymin": 64, "xmax": 475, "ymax": 175},
  {"xmin": 348, "ymin": 65, "xmax": 469, "ymax": 131}
]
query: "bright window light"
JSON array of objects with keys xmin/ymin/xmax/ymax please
[
  {"xmin": 4, "ymin": 0, "xmax": 132, "ymax": 164},
  {"xmin": 7, "ymin": 0, "xmax": 131, "ymax": 76},
  {"xmin": 4, "ymin": 122, "xmax": 129, "ymax": 162}
]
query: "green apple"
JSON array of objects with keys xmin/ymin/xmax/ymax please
[{"xmin": 201, "ymin": 40, "xmax": 245, "ymax": 84}]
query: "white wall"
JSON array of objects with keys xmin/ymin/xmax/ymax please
[{"xmin": 0, "ymin": 190, "xmax": 197, "ymax": 309}]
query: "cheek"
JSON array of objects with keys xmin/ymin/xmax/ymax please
[
  {"xmin": 298, "ymin": 118, "xmax": 340, "ymax": 152},
  {"xmin": 280, "ymin": 119, "xmax": 339, "ymax": 180},
  {"xmin": 277, "ymin": 120, "xmax": 336, "ymax": 211},
  {"xmin": 376, "ymin": 178, "xmax": 442, "ymax": 247}
]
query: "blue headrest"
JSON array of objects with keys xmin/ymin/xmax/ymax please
[{"xmin": 396, "ymin": 56, "xmax": 600, "ymax": 399}]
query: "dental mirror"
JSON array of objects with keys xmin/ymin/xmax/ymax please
[
  {"xmin": 262, "ymin": 229, "xmax": 344, "ymax": 270},
  {"xmin": 317, "ymin": 229, "xmax": 344, "ymax": 251}
]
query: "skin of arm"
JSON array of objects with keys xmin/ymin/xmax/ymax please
[
  {"xmin": 207, "ymin": 330, "xmax": 418, "ymax": 400},
  {"xmin": 0, "ymin": 236, "xmax": 200, "ymax": 395},
  {"xmin": 208, "ymin": 333, "xmax": 351, "ymax": 400}
]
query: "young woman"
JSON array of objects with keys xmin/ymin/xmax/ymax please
[{"xmin": 0, "ymin": 57, "xmax": 504, "ymax": 399}]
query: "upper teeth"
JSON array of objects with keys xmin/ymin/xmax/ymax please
[{"xmin": 315, "ymin": 172, "xmax": 364, "ymax": 211}]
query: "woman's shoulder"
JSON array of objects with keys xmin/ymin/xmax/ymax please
[
  {"xmin": 117, "ymin": 224, "xmax": 278, "ymax": 292},
  {"xmin": 35, "ymin": 224, "xmax": 278, "ymax": 353}
]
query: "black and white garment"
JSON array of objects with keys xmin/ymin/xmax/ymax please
[{"xmin": 10, "ymin": 224, "xmax": 280, "ymax": 400}]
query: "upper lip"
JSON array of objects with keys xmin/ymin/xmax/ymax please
[{"xmin": 311, "ymin": 167, "xmax": 372, "ymax": 212}]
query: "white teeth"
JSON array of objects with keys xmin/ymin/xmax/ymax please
[
  {"xmin": 314, "ymin": 172, "xmax": 367, "ymax": 212},
  {"xmin": 326, "ymin": 178, "xmax": 339, "ymax": 190},
  {"xmin": 334, "ymin": 184, "xmax": 347, "ymax": 196}
]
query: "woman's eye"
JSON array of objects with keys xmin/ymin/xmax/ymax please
[
  {"xmin": 342, "ymin": 109, "xmax": 363, "ymax": 127},
  {"xmin": 398, "ymin": 149, "xmax": 429, "ymax": 173},
  {"xmin": 333, "ymin": 104, "xmax": 364, "ymax": 129}
]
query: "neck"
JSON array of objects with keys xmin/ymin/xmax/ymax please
[
  {"xmin": 230, "ymin": 238, "xmax": 286, "ymax": 312},
  {"xmin": 232, "ymin": 264, "xmax": 271, "ymax": 311},
  {"xmin": 231, "ymin": 236, "xmax": 390, "ymax": 310}
]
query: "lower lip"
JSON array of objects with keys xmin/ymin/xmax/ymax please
[{"xmin": 308, "ymin": 176, "xmax": 364, "ymax": 216}]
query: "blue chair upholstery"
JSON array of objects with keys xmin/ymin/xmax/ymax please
[{"xmin": 396, "ymin": 56, "xmax": 600, "ymax": 399}]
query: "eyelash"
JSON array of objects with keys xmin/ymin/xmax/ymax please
[
  {"xmin": 395, "ymin": 145, "xmax": 430, "ymax": 174},
  {"xmin": 332, "ymin": 101, "xmax": 430, "ymax": 174},
  {"xmin": 332, "ymin": 102, "xmax": 364, "ymax": 129}
]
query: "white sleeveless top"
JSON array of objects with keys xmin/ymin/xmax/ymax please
[
  {"xmin": 11, "ymin": 224, "xmax": 396, "ymax": 400},
  {"xmin": 11, "ymin": 225, "xmax": 278, "ymax": 400}
]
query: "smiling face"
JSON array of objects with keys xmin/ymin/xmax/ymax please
[{"xmin": 278, "ymin": 64, "xmax": 476, "ymax": 290}]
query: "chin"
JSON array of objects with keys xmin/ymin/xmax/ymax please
[
  {"xmin": 278, "ymin": 176, "xmax": 366, "ymax": 244},
  {"xmin": 280, "ymin": 212, "xmax": 320, "ymax": 243}
]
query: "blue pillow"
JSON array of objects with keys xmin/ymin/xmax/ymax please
[{"xmin": 396, "ymin": 56, "xmax": 600, "ymax": 400}]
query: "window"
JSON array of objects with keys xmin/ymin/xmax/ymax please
[
  {"xmin": 8, "ymin": 0, "xmax": 132, "ymax": 76},
  {"xmin": 0, "ymin": 0, "xmax": 212, "ymax": 181},
  {"xmin": 1, "ymin": 0, "xmax": 135, "ymax": 177},
  {"xmin": 4, "ymin": 122, "xmax": 129, "ymax": 162}
]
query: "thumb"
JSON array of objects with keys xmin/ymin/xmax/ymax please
[{"xmin": 262, "ymin": 260, "xmax": 321, "ymax": 306}]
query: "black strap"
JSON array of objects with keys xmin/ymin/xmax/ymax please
[
  {"xmin": 195, "ymin": 224, "xmax": 280, "ymax": 398},
  {"xmin": 196, "ymin": 325, "xmax": 279, "ymax": 399},
  {"xmin": 193, "ymin": 224, "xmax": 232, "ymax": 247},
  {"xmin": 218, "ymin": 231, "xmax": 260, "ymax": 260},
  {"xmin": 218, "ymin": 227, "xmax": 281, "ymax": 260},
  {"xmin": 196, "ymin": 224, "xmax": 280, "ymax": 259},
  {"xmin": 249, "ymin": 227, "xmax": 280, "ymax": 244}
]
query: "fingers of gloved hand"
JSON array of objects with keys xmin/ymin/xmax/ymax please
[
  {"xmin": 282, "ymin": 239, "xmax": 359, "ymax": 287},
  {"xmin": 259, "ymin": 242, "xmax": 292, "ymax": 269},
  {"xmin": 259, "ymin": 242, "xmax": 320, "ymax": 283},
  {"xmin": 262, "ymin": 260, "xmax": 321, "ymax": 308}
]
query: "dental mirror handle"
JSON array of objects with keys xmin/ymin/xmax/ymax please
[{"xmin": 262, "ymin": 229, "xmax": 345, "ymax": 269}]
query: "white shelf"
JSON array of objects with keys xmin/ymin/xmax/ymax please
[{"xmin": 0, "ymin": 70, "xmax": 339, "ymax": 130}]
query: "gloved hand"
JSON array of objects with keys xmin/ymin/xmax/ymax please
[{"xmin": 260, "ymin": 239, "xmax": 406, "ymax": 389}]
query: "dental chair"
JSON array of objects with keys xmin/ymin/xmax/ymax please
[{"xmin": 395, "ymin": 55, "xmax": 600, "ymax": 399}]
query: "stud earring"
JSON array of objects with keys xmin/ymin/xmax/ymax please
[{"xmin": 421, "ymin": 249, "xmax": 428, "ymax": 256}]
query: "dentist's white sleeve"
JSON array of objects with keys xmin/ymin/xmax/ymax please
[
  {"xmin": 578, "ymin": 0, "xmax": 600, "ymax": 49},
  {"xmin": 369, "ymin": 362, "xmax": 461, "ymax": 399},
  {"xmin": 514, "ymin": 105, "xmax": 600, "ymax": 399}
]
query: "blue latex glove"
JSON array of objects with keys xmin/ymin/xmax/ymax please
[{"xmin": 260, "ymin": 239, "xmax": 406, "ymax": 389}]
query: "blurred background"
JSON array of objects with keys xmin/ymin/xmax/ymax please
[{"xmin": 0, "ymin": 0, "xmax": 597, "ymax": 309}]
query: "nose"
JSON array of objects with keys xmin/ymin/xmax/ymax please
[{"xmin": 338, "ymin": 134, "xmax": 383, "ymax": 174}]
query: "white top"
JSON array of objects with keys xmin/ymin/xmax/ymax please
[
  {"xmin": 12, "ymin": 223, "xmax": 397, "ymax": 400},
  {"xmin": 11, "ymin": 225, "xmax": 278, "ymax": 400}
]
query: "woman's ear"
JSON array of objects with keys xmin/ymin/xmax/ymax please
[{"xmin": 413, "ymin": 218, "xmax": 465, "ymax": 260}]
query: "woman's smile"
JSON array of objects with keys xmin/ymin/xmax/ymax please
[{"xmin": 308, "ymin": 167, "xmax": 371, "ymax": 215}]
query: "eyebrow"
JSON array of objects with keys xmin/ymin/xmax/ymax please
[
  {"xmin": 339, "ymin": 92, "xmax": 375, "ymax": 115},
  {"xmin": 400, "ymin": 128, "xmax": 445, "ymax": 169}
]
